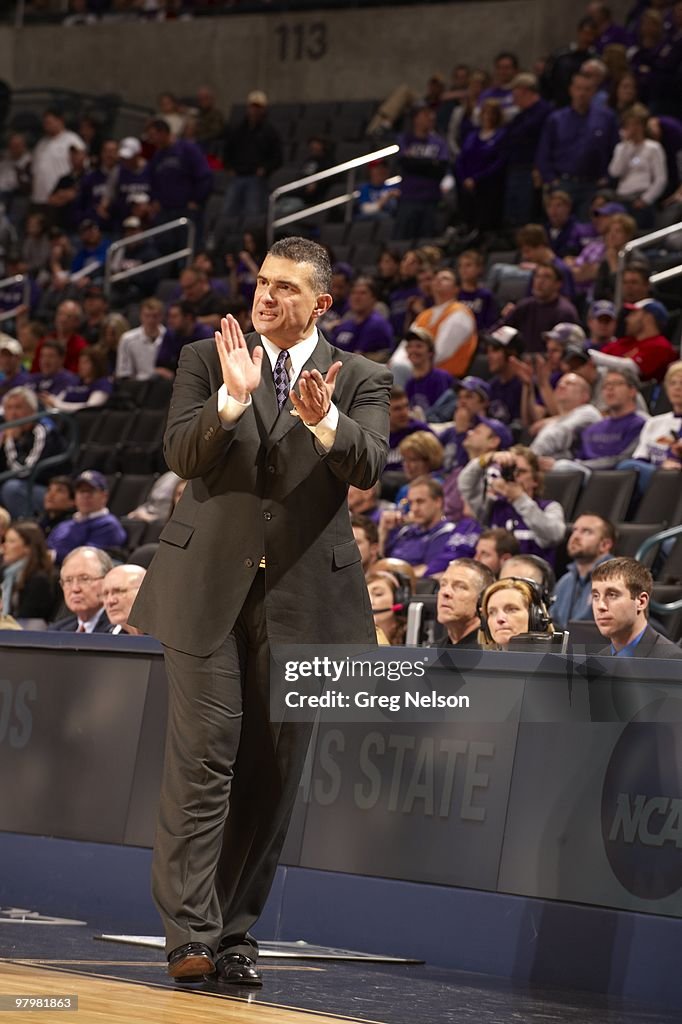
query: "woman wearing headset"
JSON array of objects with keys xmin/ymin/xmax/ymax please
[
  {"xmin": 366, "ymin": 569, "xmax": 410, "ymax": 645},
  {"xmin": 478, "ymin": 577, "xmax": 554, "ymax": 650}
]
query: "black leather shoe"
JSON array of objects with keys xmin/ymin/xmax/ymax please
[
  {"xmin": 215, "ymin": 952, "xmax": 263, "ymax": 986},
  {"xmin": 167, "ymin": 942, "xmax": 215, "ymax": 980}
]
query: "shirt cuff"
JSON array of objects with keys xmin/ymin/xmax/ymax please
[
  {"xmin": 303, "ymin": 401, "xmax": 339, "ymax": 451},
  {"xmin": 217, "ymin": 383, "xmax": 252, "ymax": 429}
]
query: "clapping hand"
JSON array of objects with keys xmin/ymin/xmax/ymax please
[
  {"xmin": 290, "ymin": 363, "xmax": 342, "ymax": 426},
  {"xmin": 215, "ymin": 315, "xmax": 263, "ymax": 403}
]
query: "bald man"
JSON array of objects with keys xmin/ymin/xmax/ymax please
[
  {"xmin": 102, "ymin": 564, "xmax": 147, "ymax": 635},
  {"xmin": 529, "ymin": 372, "xmax": 601, "ymax": 469}
]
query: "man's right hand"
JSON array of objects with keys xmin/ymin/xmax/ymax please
[{"xmin": 215, "ymin": 314, "xmax": 263, "ymax": 403}]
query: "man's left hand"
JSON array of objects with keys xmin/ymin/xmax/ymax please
[{"xmin": 291, "ymin": 362, "xmax": 342, "ymax": 425}]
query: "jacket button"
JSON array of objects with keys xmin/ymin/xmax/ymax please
[
  {"xmin": 244, "ymin": 558, "xmax": 254, "ymax": 568},
  {"xmin": 263, "ymin": 512, "xmax": 272, "ymax": 520},
  {"xmin": 267, "ymin": 465, "xmax": 276, "ymax": 474}
]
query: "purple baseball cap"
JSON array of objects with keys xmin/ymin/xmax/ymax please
[
  {"xmin": 589, "ymin": 299, "xmax": 616, "ymax": 319},
  {"xmin": 454, "ymin": 375, "xmax": 491, "ymax": 401},
  {"xmin": 593, "ymin": 202, "xmax": 626, "ymax": 216},
  {"xmin": 75, "ymin": 470, "xmax": 108, "ymax": 492},
  {"xmin": 478, "ymin": 416, "xmax": 513, "ymax": 450}
]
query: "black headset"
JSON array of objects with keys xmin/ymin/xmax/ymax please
[
  {"xmin": 477, "ymin": 577, "xmax": 552, "ymax": 642},
  {"xmin": 369, "ymin": 570, "xmax": 412, "ymax": 613}
]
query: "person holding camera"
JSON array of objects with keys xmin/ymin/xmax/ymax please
[{"xmin": 458, "ymin": 444, "xmax": 566, "ymax": 565}]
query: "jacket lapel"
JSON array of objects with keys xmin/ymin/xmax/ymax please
[{"xmin": 249, "ymin": 336, "xmax": 279, "ymax": 442}]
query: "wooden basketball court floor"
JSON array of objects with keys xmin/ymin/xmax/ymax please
[{"xmin": 1, "ymin": 923, "xmax": 678, "ymax": 1024}]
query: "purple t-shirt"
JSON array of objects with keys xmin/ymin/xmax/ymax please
[
  {"xmin": 386, "ymin": 519, "xmax": 457, "ymax": 576},
  {"xmin": 425, "ymin": 516, "xmax": 482, "ymax": 574},
  {"xmin": 577, "ymin": 412, "xmax": 646, "ymax": 460},
  {"xmin": 440, "ymin": 418, "xmax": 481, "ymax": 472},
  {"xmin": 332, "ymin": 311, "xmax": 393, "ymax": 355},
  {"xmin": 488, "ymin": 375, "xmax": 522, "ymax": 423},
  {"xmin": 459, "ymin": 287, "xmax": 497, "ymax": 330},
  {"xmin": 506, "ymin": 295, "xmax": 581, "ymax": 353},
  {"xmin": 405, "ymin": 368, "xmax": 453, "ymax": 411},
  {"xmin": 388, "ymin": 282, "xmax": 421, "ymax": 339},
  {"xmin": 59, "ymin": 377, "xmax": 113, "ymax": 403},
  {"xmin": 397, "ymin": 131, "xmax": 450, "ymax": 203},
  {"xmin": 29, "ymin": 369, "xmax": 79, "ymax": 396},
  {"xmin": 489, "ymin": 498, "xmax": 558, "ymax": 564}
]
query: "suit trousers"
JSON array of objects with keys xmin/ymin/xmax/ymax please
[{"xmin": 152, "ymin": 570, "xmax": 313, "ymax": 958}]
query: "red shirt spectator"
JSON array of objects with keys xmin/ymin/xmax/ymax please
[{"xmin": 602, "ymin": 299, "xmax": 676, "ymax": 382}]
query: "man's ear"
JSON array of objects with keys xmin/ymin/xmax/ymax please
[
  {"xmin": 313, "ymin": 293, "xmax": 333, "ymax": 317},
  {"xmin": 637, "ymin": 591, "xmax": 650, "ymax": 614}
]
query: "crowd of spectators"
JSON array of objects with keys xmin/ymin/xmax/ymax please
[{"xmin": 0, "ymin": 0, "xmax": 679, "ymax": 650}]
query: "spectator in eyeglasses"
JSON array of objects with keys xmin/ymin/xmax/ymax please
[{"xmin": 49, "ymin": 545, "xmax": 113, "ymax": 633}]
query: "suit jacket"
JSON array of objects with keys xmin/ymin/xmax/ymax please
[
  {"xmin": 129, "ymin": 332, "xmax": 391, "ymax": 656},
  {"xmin": 597, "ymin": 624, "xmax": 682, "ymax": 660},
  {"xmin": 49, "ymin": 609, "xmax": 113, "ymax": 633}
]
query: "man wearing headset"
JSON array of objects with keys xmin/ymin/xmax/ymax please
[{"xmin": 436, "ymin": 557, "xmax": 495, "ymax": 647}]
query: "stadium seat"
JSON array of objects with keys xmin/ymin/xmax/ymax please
[
  {"xmin": 126, "ymin": 542, "xmax": 160, "ymax": 568},
  {"xmin": 573, "ymin": 470, "xmax": 637, "ymax": 522},
  {"xmin": 634, "ymin": 469, "xmax": 682, "ymax": 526},
  {"xmin": 651, "ymin": 584, "xmax": 682, "ymax": 644},
  {"xmin": 614, "ymin": 523, "xmax": 661, "ymax": 565},
  {"xmin": 120, "ymin": 517, "xmax": 147, "ymax": 551},
  {"xmin": 542, "ymin": 471, "xmax": 584, "ymax": 522},
  {"xmin": 109, "ymin": 474, "xmax": 156, "ymax": 517},
  {"xmin": 658, "ymin": 534, "xmax": 682, "ymax": 584}
]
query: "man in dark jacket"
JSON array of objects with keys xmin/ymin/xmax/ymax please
[
  {"xmin": 221, "ymin": 90, "xmax": 283, "ymax": 233},
  {"xmin": 592, "ymin": 557, "xmax": 682, "ymax": 658}
]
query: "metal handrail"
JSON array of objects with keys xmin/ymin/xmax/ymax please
[
  {"xmin": 0, "ymin": 274, "xmax": 30, "ymax": 325},
  {"xmin": 651, "ymin": 262, "xmax": 682, "ymax": 286},
  {"xmin": 615, "ymin": 220, "xmax": 682, "ymax": 308},
  {"xmin": 635, "ymin": 523, "xmax": 682, "ymax": 614},
  {"xmin": 267, "ymin": 143, "xmax": 399, "ymax": 246},
  {"xmin": 103, "ymin": 218, "xmax": 195, "ymax": 298}
]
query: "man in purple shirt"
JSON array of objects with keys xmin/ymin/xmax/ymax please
[
  {"xmin": 479, "ymin": 51, "xmax": 520, "ymax": 121},
  {"xmin": 587, "ymin": 2, "xmax": 635, "ymax": 52},
  {"xmin": 544, "ymin": 190, "xmax": 592, "ymax": 257},
  {"xmin": 49, "ymin": 470, "xmax": 128, "ymax": 564},
  {"xmin": 28, "ymin": 340, "xmax": 78, "ymax": 398},
  {"xmin": 404, "ymin": 326, "xmax": 453, "ymax": 418},
  {"xmin": 331, "ymin": 277, "xmax": 393, "ymax": 358},
  {"xmin": 394, "ymin": 103, "xmax": 449, "ymax": 239},
  {"xmin": 485, "ymin": 326, "xmax": 524, "ymax": 424},
  {"xmin": 506, "ymin": 263, "xmax": 581, "ymax": 353},
  {"xmin": 573, "ymin": 368, "xmax": 647, "ymax": 467},
  {"xmin": 155, "ymin": 301, "xmax": 213, "ymax": 376},
  {"xmin": 503, "ymin": 73, "xmax": 552, "ymax": 225},
  {"xmin": 385, "ymin": 387, "xmax": 434, "ymax": 475},
  {"xmin": 536, "ymin": 72, "xmax": 619, "ymax": 217},
  {"xmin": 147, "ymin": 119, "xmax": 213, "ymax": 236},
  {"xmin": 381, "ymin": 476, "xmax": 459, "ymax": 578}
]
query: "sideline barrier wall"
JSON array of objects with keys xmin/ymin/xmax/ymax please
[{"xmin": 3, "ymin": 633, "xmax": 682, "ymax": 921}]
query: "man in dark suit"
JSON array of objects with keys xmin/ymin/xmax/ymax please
[
  {"xmin": 129, "ymin": 237, "xmax": 391, "ymax": 986},
  {"xmin": 49, "ymin": 546, "xmax": 114, "ymax": 633},
  {"xmin": 591, "ymin": 557, "xmax": 682, "ymax": 659}
]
